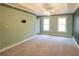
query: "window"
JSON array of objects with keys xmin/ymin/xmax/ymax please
[
  {"xmin": 43, "ymin": 17, "xmax": 49, "ymax": 31},
  {"xmin": 58, "ymin": 16, "xmax": 66, "ymax": 32}
]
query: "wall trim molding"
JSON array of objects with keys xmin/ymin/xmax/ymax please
[
  {"xmin": 73, "ymin": 4, "xmax": 79, "ymax": 13},
  {"xmin": 0, "ymin": 3, "xmax": 36, "ymax": 15},
  {"xmin": 72, "ymin": 37, "xmax": 79, "ymax": 49},
  {"xmin": 0, "ymin": 35, "xmax": 38, "ymax": 53},
  {"xmin": 51, "ymin": 34, "xmax": 73, "ymax": 38},
  {"xmin": 40, "ymin": 34, "xmax": 73, "ymax": 38},
  {"xmin": 38, "ymin": 14, "xmax": 73, "ymax": 17}
]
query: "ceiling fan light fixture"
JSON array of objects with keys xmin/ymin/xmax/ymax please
[{"xmin": 44, "ymin": 11, "xmax": 50, "ymax": 15}]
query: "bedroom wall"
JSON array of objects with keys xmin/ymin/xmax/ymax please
[
  {"xmin": 40, "ymin": 15, "xmax": 73, "ymax": 37},
  {"xmin": 73, "ymin": 7, "xmax": 79, "ymax": 45},
  {"xmin": 0, "ymin": 23, "xmax": 1, "ymax": 49},
  {"xmin": 0, "ymin": 4, "xmax": 37, "ymax": 49}
]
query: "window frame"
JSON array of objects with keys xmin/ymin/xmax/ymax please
[
  {"xmin": 43, "ymin": 17, "xmax": 50, "ymax": 31},
  {"xmin": 58, "ymin": 16, "xmax": 67, "ymax": 32}
]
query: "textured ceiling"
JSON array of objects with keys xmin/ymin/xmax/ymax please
[{"xmin": 6, "ymin": 3, "xmax": 79, "ymax": 16}]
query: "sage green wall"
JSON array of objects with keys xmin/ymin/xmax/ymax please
[
  {"xmin": 0, "ymin": 14, "xmax": 2, "ymax": 49},
  {"xmin": 73, "ymin": 7, "xmax": 79, "ymax": 45},
  {"xmin": 0, "ymin": 5, "xmax": 37, "ymax": 49},
  {"xmin": 40, "ymin": 15, "xmax": 73, "ymax": 36},
  {"xmin": 0, "ymin": 20, "xmax": 1, "ymax": 48}
]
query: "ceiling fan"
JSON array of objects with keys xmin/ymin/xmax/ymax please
[
  {"xmin": 43, "ymin": 3, "xmax": 55, "ymax": 15},
  {"xmin": 43, "ymin": 3, "xmax": 60, "ymax": 15}
]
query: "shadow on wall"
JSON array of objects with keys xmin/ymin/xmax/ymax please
[{"xmin": 73, "ymin": 7, "xmax": 79, "ymax": 45}]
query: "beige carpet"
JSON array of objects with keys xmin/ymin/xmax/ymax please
[{"xmin": 0, "ymin": 35, "xmax": 79, "ymax": 56}]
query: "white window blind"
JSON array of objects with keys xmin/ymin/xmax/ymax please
[
  {"xmin": 58, "ymin": 16, "xmax": 66, "ymax": 32},
  {"xmin": 43, "ymin": 17, "xmax": 49, "ymax": 31}
]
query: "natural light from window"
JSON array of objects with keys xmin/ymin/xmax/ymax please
[
  {"xmin": 58, "ymin": 16, "xmax": 66, "ymax": 32},
  {"xmin": 43, "ymin": 17, "xmax": 49, "ymax": 31}
]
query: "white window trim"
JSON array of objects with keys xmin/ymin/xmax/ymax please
[
  {"xmin": 58, "ymin": 16, "xmax": 67, "ymax": 32},
  {"xmin": 43, "ymin": 17, "xmax": 49, "ymax": 31}
]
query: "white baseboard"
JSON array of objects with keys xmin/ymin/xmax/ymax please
[
  {"xmin": 72, "ymin": 37, "xmax": 79, "ymax": 49},
  {"xmin": 41, "ymin": 34, "xmax": 72, "ymax": 38},
  {"xmin": 0, "ymin": 35, "xmax": 38, "ymax": 53}
]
